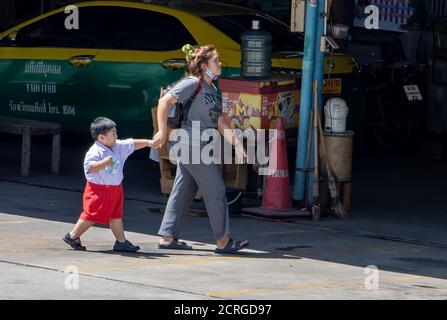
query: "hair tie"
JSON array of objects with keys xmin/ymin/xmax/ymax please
[{"xmin": 182, "ymin": 44, "xmax": 197, "ymax": 62}]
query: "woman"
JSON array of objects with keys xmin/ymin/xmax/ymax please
[{"xmin": 152, "ymin": 44, "xmax": 249, "ymax": 254}]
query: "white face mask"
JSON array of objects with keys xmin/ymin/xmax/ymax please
[{"xmin": 204, "ymin": 67, "xmax": 218, "ymax": 81}]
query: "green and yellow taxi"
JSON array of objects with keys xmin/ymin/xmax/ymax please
[{"xmin": 0, "ymin": 0, "xmax": 355, "ymax": 136}]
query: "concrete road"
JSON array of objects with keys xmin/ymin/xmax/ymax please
[
  {"xmin": 1, "ymin": 181, "xmax": 447, "ymax": 300},
  {"xmin": 1, "ymin": 134, "xmax": 447, "ymax": 300}
]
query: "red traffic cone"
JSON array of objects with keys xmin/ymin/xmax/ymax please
[
  {"xmin": 242, "ymin": 117, "xmax": 310, "ymax": 218},
  {"xmin": 262, "ymin": 117, "xmax": 292, "ymax": 210}
]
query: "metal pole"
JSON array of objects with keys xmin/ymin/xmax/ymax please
[
  {"xmin": 293, "ymin": 0, "xmax": 319, "ymax": 201},
  {"xmin": 307, "ymin": 0, "xmax": 326, "ymax": 206}
]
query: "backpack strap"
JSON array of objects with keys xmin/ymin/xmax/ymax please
[{"xmin": 182, "ymin": 77, "xmax": 203, "ymax": 123}]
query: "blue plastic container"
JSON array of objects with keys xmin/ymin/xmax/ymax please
[{"xmin": 240, "ymin": 20, "xmax": 272, "ymax": 79}]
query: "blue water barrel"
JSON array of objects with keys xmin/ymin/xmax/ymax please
[{"xmin": 240, "ymin": 20, "xmax": 272, "ymax": 79}]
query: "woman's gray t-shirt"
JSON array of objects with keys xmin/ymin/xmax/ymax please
[{"xmin": 168, "ymin": 76, "xmax": 222, "ymax": 147}]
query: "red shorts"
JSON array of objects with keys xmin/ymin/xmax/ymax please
[{"xmin": 79, "ymin": 182, "xmax": 123, "ymax": 225}]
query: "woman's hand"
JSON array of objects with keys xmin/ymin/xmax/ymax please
[
  {"xmin": 234, "ymin": 140, "xmax": 247, "ymax": 164},
  {"xmin": 152, "ymin": 130, "xmax": 167, "ymax": 149}
]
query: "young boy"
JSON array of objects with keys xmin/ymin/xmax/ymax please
[{"xmin": 63, "ymin": 117, "xmax": 154, "ymax": 252}]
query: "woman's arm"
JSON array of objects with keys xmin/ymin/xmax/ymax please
[
  {"xmin": 218, "ymin": 113, "xmax": 242, "ymax": 146},
  {"xmin": 218, "ymin": 114, "xmax": 246, "ymax": 162},
  {"xmin": 152, "ymin": 93, "xmax": 177, "ymax": 149}
]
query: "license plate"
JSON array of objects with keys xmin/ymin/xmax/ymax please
[
  {"xmin": 403, "ymin": 85, "xmax": 423, "ymax": 101},
  {"xmin": 323, "ymin": 78, "xmax": 342, "ymax": 94}
]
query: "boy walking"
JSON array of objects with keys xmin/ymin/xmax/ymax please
[{"xmin": 63, "ymin": 117, "xmax": 154, "ymax": 252}]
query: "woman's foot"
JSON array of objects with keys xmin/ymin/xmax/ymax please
[
  {"xmin": 215, "ymin": 238, "xmax": 249, "ymax": 254},
  {"xmin": 158, "ymin": 238, "xmax": 192, "ymax": 250}
]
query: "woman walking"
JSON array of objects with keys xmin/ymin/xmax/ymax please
[{"xmin": 152, "ymin": 44, "xmax": 249, "ymax": 254}]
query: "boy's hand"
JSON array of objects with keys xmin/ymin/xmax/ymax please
[
  {"xmin": 103, "ymin": 156, "xmax": 113, "ymax": 167},
  {"xmin": 148, "ymin": 139, "xmax": 155, "ymax": 148},
  {"xmin": 86, "ymin": 156, "xmax": 114, "ymax": 174}
]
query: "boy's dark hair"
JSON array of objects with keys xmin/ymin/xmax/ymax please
[{"xmin": 90, "ymin": 117, "xmax": 116, "ymax": 140}]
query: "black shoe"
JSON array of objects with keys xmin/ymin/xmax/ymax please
[
  {"xmin": 113, "ymin": 240, "xmax": 140, "ymax": 252},
  {"xmin": 63, "ymin": 233, "xmax": 86, "ymax": 251}
]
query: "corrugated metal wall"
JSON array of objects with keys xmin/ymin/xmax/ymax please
[{"xmin": 429, "ymin": 0, "xmax": 447, "ymax": 17}]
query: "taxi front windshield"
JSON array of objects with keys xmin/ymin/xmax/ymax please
[{"xmin": 203, "ymin": 14, "xmax": 304, "ymax": 53}]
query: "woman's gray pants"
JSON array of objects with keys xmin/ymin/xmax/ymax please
[{"xmin": 158, "ymin": 162, "xmax": 230, "ymax": 241}]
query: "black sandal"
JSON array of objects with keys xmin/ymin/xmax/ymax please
[
  {"xmin": 158, "ymin": 239, "xmax": 192, "ymax": 250},
  {"xmin": 215, "ymin": 238, "xmax": 249, "ymax": 254}
]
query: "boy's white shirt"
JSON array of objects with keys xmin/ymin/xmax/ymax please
[{"xmin": 84, "ymin": 139, "xmax": 135, "ymax": 186}]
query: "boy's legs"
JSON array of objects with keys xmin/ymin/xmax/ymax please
[
  {"xmin": 65, "ymin": 182, "xmax": 99, "ymax": 248},
  {"xmin": 110, "ymin": 218, "xmax": 140, "ymax": 252},
  {"xmin": 70, "ymin": 219, "xmax": 95, "ymax": 239},
  {"xmin": 109, "ymin": 218, "xmax": 125, "ymax": 242},
  {"xmin": 70, "ymin": 218, "xmax": 127, "ymax": 241},
  {"xmin": 63, "ymin": 219, "xmax": 93, "ymax": 250},
  {"xmin": 108, "ymin": 187, "xmax": 139, "ymax": 252}
]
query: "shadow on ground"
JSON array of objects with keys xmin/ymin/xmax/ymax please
[{"xmin": 1, "ymin": 132, "xmax": 447, "ymax": 282}]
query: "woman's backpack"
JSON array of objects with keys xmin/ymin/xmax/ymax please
[{"xmin": 160, "ymin": 78, "xmax": 202, "ymax": 129}]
